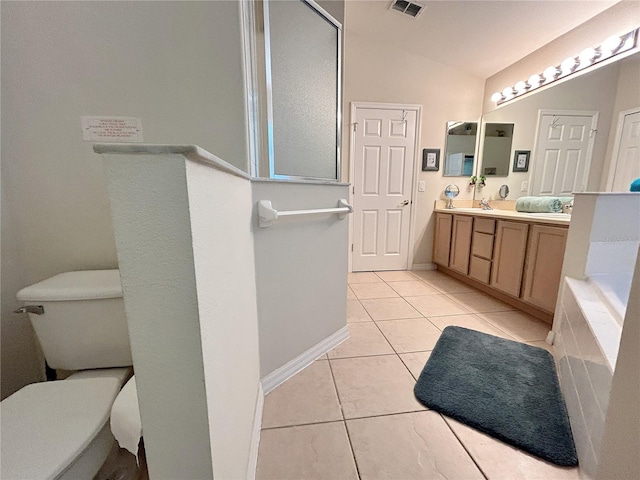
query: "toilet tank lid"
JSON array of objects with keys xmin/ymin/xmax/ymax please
[{"xmin": 17, "ymin": 270, "xmax": 123, "ymax": 301}]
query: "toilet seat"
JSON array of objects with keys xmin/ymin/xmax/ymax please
[{"xmin": 0, "ymin": 377, "xmax": 122, "ymax": 479}]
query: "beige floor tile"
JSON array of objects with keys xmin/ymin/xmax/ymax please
[
  {"xmin": 405, "ymin": 294, "xmax": 470, "ymax": 317},
  {"xmin": 387, "ymin": 280, "xmax": 439, "ymax": 296},
  {"xmin": 262, "ymin": 361, "xmax": 342, "ymax": 428},
  {"xmin": 410, "ymin": 269, "xmax": 443, "ymax": 281},
  {"xmin": 256, "ymin": 422, "xmax": 358, "ymax": 480},
  {"xmin": 375, "ymin": 270, "xmax": 418, "ymax": 282},
  {"xmin": 330, "ymin": 355, "xmax": 425, "ymax": 419},
  {"xmin": 350, "ymin": 282, "xmax": 399, "ymax": 300},
  {"xmin": 360, "ymin": 297, "xmax": 421, "ymax": 321},
  {"xmin": 346, "ymin": 300, "xmax": 372, "ymax": 323},
  {"xmin": 479, "ymin": 311, "xmax": 551, "ymax": 342},
  {"xmin": 448, "ymin": 291, "xmax": 517, "ymax": 313},
  {"xmin": 327, "ymin": 323, "xmax": 394, "ymax": 359},
  {"xmin": 444, "ymin": 417, "xmax": 581, "ymax": 480},
  {"xmin": 399, "ymin": 351, "xmax": 431, "ymax": 380},
  {"xmin": 348, "ymin": 272, "xmax": 381, "ymax": 284},
  {"xmin": 346, "ymin": 286, "xmax": 356, "ymax": 300},
  {"xmin": 376, "ymin": 318, "xmax": 442, "ymax": 353},
  {"xmin": 423, "ymin": 275, "xmax": 477, "ymax": 294},
  {"xmin": 347, "ymin": 411, "xmax": 484, "ymax": 480},
  {"xmin": 427, "ymin": 313, "xmax": 515, "ymax": 340}
]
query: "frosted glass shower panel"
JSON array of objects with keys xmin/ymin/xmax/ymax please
[{"xmin": 268, "ymin": 0, "xmax": 339, "ymax": 180}]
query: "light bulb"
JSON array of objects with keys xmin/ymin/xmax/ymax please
[
  {"xmin": 490, "ymin": 92, "xmax": 503, "ymax": 103},
  {"xmin": 528, "ymin": 74, "xmax": 542, "ymax": 87},
  {"xmin": 601, "ymin": 35, "xmax": 622, "ymax": 56},
  {"xmin": 561, "ymin": 57, "xmax": 577, "ymax": 74},
  {"xmin": 543, "ymin": 66, "xmax": 558, "ymax": 82},
  {"xmin": 579, "ymin": 47, "xmax": 597, "ymax": 67},
  {"xmin": 514, "ymin": 81, "xmax": 528, "ymax": 94},
  {"xmin": 502, "ymin": 86, "xmax": 515, "ymax": 98}
]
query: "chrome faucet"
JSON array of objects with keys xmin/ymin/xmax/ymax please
[{"xmin": 479, "ymin": 198, "xmax": 493, "ymax": 210}]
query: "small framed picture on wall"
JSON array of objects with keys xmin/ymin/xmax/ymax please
[
  {"xmin": 513, "ymin": 150, "xmax": 530, "ymax": 172},
  {"xmin": 422, "ymin": 148, "xmax": 440, "ymax": 171}
]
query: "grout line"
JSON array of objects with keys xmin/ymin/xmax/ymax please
[
  {"xmin": 261, "ymin": 418, "xmax": 345, "ymax": 431},
  {"xmin": 328, "ymin": 352, "xmax": 398, "ymax": 361},
  {"xmin": 344, "ymin": 409, "xmax": 429, "ymax": 422},
  {"xmin": 326, "ymin": 352, "xmax": 362, "ymax": 480},
  {"xmin": 440, "ymin": 414, "xmax": 490, "ymax": 480}
]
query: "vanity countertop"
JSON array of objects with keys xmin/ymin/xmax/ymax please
[{"xmin": 434, "ymin": 205, "xmax": 571, "ymax": 226}]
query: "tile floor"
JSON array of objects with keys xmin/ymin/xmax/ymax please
[{"xmin": 256, "ymin": 270, "xmax": 580, "ymax": 480}]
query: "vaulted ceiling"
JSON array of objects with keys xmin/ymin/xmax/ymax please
[{"xmin": 345, "ymin": 0, "xmax": 621, "ymax": 78}]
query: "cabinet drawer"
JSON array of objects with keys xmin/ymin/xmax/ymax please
[
  {"xmin": 472, "ymin": 232, "xmax": 494, "ymax": 259},
  {"xmin": 474, "ymin": 218, "xmax": 495, "ymax": 234},
  {"xmin": 469, "ymin": 256, "xmax": 491, "ymax": 284}
]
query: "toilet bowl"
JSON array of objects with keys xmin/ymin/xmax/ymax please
[{"xmin": 0, "ymin": 270, "xmax": 134, "ymax": 479}]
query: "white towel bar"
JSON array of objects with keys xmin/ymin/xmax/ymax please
[{"xmin": 258, "ymin": 199, "xmax": 353, "ymax": 228}]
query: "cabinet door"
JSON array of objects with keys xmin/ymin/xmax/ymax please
[
  {"xmin": 490, "ymin": 221, "xmax": 529, "ymax": 297},
  {"xmin": 433, "ymin": 214, "xmax": 453, "ymax": 266},
  {"xmin": 522, "ymin": 225, "xmax": 568, "ymax": 312},
  {"xmin": 450, "ymin": 215, "xmax": 473, "ymax": 275}
]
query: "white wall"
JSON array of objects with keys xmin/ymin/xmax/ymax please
[
  {"xmin": 102, "ymin": 148, "xmax": 262, "ymax": 479},
  {"xmin": 252, "ymin": 180, "xmax": 350, "ymax": 376},
  {"xmin": 1, "ymin": 1, "xmax": 249, "ymax": 398},
  {"xmin": 343, "ymin": 27, "xmax": 485, "ymax": 267}
]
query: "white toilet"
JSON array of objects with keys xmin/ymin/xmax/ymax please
[{"xmin": 1, "ymin": 270, "xmax": 134, "ymax": 479}]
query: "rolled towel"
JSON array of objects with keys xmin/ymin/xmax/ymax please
[{"xmin": 515, "ymin": 196, "xmax": 563, "ymax": 213}]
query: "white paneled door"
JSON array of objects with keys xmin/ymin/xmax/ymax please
[
  {"xmin": 531, "ymin": 111, "xmax": 598, "ymax": 196},
  {"xmin": 609, "ymin": 109, "xmax": 640, "ymax": 192},
  {"xmin": 352, "ymin": 105, "xmax": 418, "ymax": 271}
]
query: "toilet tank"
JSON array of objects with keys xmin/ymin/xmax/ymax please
[{"xmin": 16, "ymin": 270, "xmax": 133, "ymax": 371}]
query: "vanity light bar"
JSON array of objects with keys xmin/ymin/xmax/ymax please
[{"xmin": 491, "ymin": 27, "xmax": 639, "ymax": 105}]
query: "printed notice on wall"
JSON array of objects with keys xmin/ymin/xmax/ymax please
[{"xmin": 81, "ymin": 116, "xmax": 143, "ymax": 142}]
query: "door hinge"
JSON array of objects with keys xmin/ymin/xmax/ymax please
[
  {"xmin": 352, "ymin": 186, "xmax": 355, "ymax": 194},
  {"xmin": 353, "ymin": 122, "xmax": 358, "ymax": 132},
  {"xmin": 351, "ymin": 244, "xmax": 354, "ymax": 252},
  {"xmin": 590, "ymin": 128, "xmax": 598, "ymax": 137}
]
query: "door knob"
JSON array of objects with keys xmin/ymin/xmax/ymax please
[{"xmin": 400, "ymin": 200, "xmax": 410, "ymax": 206}]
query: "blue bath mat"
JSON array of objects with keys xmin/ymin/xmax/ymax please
[{"xmin": 414, "ymin": 326, "xmax": 577, "ymax": 466}]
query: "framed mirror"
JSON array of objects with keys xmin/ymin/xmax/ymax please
[
  {"xmin": 479, "ymin": 123, "xmax": 514, "ymax": 176},
  {"xmin": 443, "ymin": 121, "xmax": 478, "ymax": 177}
]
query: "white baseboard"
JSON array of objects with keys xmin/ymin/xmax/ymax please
[
  {"xmin": 247, "ymin": 382, "xmax": 264, "ymax": 480},
  {"xmin": 261, "ymin": 325, "xmax": 349, "ymax": 395},
  {"xmin": 411, "ymin": 262, "xmax": 437, "ymax": 271}
]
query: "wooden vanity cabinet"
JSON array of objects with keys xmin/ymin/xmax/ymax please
[
  {"xmin": 490, "ymin": 221, "xmax": 529, "ymax": 297},
  {"xmin": 469, "ymin": 218, "xmax": 495, "ymax": 284},
  {"xmin": 522, "ymin": 225, "xmax": 569, "ymax": 313},
  {"xmin": 433, "ymin": 213, "xmax": 453, "ymax": 266},
  {"xmin": 450, "ymin": 215, "xmax": 474, "ymax": 275}
]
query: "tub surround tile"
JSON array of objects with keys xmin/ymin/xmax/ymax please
[
  {"xmin": 262, "ymin": 361, "xmax": 342, "ymax": 429},
  {"xmin": 347, "ymin": 412, "xmax": 484, "ymax": 480},
  {"xmin": 256, "ymin": 422, "xmax": 358, "ymax": 480},
  {"xmin": 330, "ymin": 355, "xmax": 425, "ymax": 419},
  {"xmin": 360, "ymin": 297, "xmax": 421, "ymax": 321}
]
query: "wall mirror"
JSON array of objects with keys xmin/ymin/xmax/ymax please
[
  {"xmin": 479, "ymin": 123, "xmax": 514, "ymax": 176},
  {"xmin": 443, "ymin": 121, "xmax": 478, "ymax": 177},
  {"xmin": 476, "ymin": 51, "xmax": 640, "ymax": 200}
]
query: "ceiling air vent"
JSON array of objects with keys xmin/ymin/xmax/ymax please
[{"xmin": 390, "ymin": 0, "xmax": 425, "ymax": 18}]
